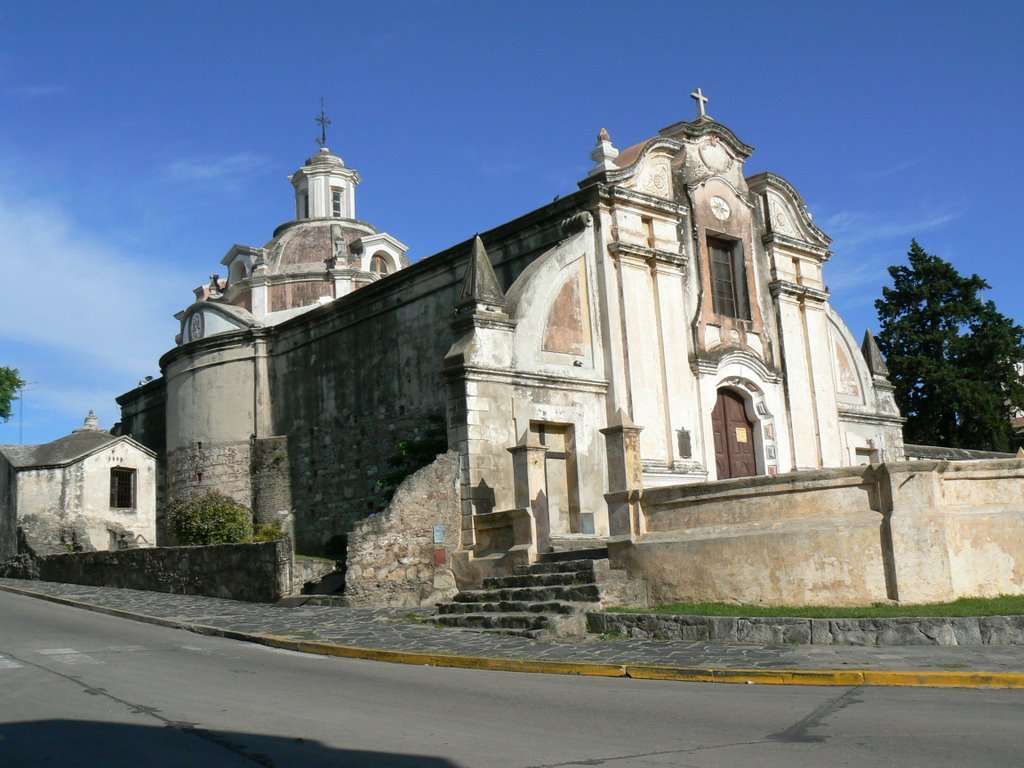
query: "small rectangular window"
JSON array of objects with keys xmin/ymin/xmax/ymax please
[
  {"xmin": 708, "ymin": 236, "xmax": 750, "ymax": 320},
  {"xmin": 331, "ymin": 188, "xmax": 343, "ymax": 218},
  {"xmin": 302, "ymin": 194, "xmax": 310, "ymax": 219},
  {"xmin": 110, "ymin": 468, "xmax": 136, "ymax": 509}
]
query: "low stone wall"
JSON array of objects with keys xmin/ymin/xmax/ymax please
[
  {"xmin": 609, "ymin": 459, "xmax": 1024, "ymax": 607},
  {"xmin": 292, "ymin": 555, "xmax": 341, "ymax": 595},
  {"xmin": 344, "ymin": 451, "xmax": 461, "ymax": 607},
  {"xmin": 587, "ymin": 612, "xmax": 1024, "ymax": 646},
  {"xmin": 23, "ymin": 539, "xmax": 293, "ymax": 603}
]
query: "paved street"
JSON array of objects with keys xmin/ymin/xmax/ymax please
[
  {"xmin": 2, "ymin": 579, "xmax": 1024, "ymax": 676},
  {"xmin": 2, "ymin": 589, "xmax": 1024, "ymax": 768}
]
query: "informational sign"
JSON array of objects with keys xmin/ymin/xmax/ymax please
[
  {"xmin": 735, "ymin": 427, "xmax": 748, "ymax": 444},
  {"xmin": 433, "ymin": 524, "xmax": 446, "ymax": 544}
]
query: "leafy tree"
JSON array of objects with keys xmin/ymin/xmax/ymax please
[
  {"xmin": 875, "ymin": 240, "xmax": 1024, "ymax": 451},
  {"xmin": 0, "ymin": 367, "xmax": 25, "ymax": 422},
  {"xmin": 166, "ymin": 491, "xmax": 254, "ymax": 545}
]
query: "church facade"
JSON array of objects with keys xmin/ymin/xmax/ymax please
[{"xmin": 117, "ymin": 96, "xmax": 905, "ymax": 590}]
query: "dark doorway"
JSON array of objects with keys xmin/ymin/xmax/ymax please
[{"xmin": 711, "ymin": 389, "xmax": 757, "ymax": 479}]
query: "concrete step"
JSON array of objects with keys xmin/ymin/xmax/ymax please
[
  {"xmin": 482, "ymin": 571, "xmax": 590, "ymax": 589},
  {"xmin": 454, "ymin": 584, "xmax": 603, "ymax": 604},
  {"xmin": 513, "ymin": 558, "xmax": 603, "ymax": 576},
  {"xmin": 437, "ymin": 599, "xmax": 595, "ymax": 616},
  {"xmin": 548, "ymin": 535, "xmax": 608, "ymax": 551},
  {"xmin": 538, "ymin": 547, "xmax": 609, "ymax": 563}
]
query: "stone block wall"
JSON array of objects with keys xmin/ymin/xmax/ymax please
[
  {"xmin": 587, "ymin": 612, "xmax": 1024, "ymax": 646},
  {"xmin": 251, "ymin": 436, "xmax": 293, "ymax": 527},
  {"xmin": 283, "ymin": 409, "xmax": 445, "ymax": 554},
  {"xmin": 344, "ymin": 451, "xmax": 461, "ymax": 607},
  {"xmin": 167, "ymin": 440, "xmax": 252, "ymax": 508},
  {"xmin": 29, "ymin": 539, "xmax": 292, "ymax": 603}
]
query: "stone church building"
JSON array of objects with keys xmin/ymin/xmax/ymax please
[{"xmin": 117, "ymin": 95, "xmax": 929, "ymax": 604}]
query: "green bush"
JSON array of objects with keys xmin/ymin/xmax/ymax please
[
  {"xmin": 166, "ymin": 491, "xmax": 253, "ymax": 545},
  {"xmin": 252, "ymin": 519, "xmax": 286, "ymax": 542}
]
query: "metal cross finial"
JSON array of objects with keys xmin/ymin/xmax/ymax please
[
  {"xmin": 690, "ymin": 87, "xmax": 710, "ymax": 119},
  {"xmin": 315, "ymin": 98, "xmax": 331, "ymax": 148}
]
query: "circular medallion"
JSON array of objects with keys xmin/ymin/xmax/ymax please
[
  {"xmin": 698, "ymin": 140, "xmax": 732, "ymax": 173},
  {"xmin": 189, "ymin": 313, "xmax": 204, "ymax": 342},
  {"xmin": 710, "ymin": 196, "xmax": 731, "ymax": 221}
]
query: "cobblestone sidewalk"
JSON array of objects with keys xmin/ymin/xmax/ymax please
[{"xmin": 2, "ymin": 579, "xmax": 1023, "ymax": 676}]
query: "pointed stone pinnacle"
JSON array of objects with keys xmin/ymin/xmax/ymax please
[
  {"xmin": 457, "ymin": 235, "xmax": 506, "ymax": 309},
  {"xmin": 862, "ymin": 330, "xmax": 889, "ymax": 378}
]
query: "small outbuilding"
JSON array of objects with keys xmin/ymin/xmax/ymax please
[{"xmin": 0, "ymin": 411, "xmax": 156, "ymax": 558}]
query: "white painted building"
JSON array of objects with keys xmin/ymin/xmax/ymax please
[{"xmin": 0, "ymin": 412, "xmax": 156, "ymax": 557}]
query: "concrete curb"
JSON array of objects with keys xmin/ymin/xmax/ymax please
[{"xmin": 4, "ymin": 583, "xmax": 1023, "ymax": 690}]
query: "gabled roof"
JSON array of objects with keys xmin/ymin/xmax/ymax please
[{"xmin": 0, "ymin": 424, "xmax": 154, "ymax": 470}]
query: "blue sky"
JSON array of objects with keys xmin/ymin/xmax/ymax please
[{"xmin": 1, "ymin": 1, "xmax": 1022, "ymax": 445}]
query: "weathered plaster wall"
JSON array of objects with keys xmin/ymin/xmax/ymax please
[
  {"xmin": 30, "ymin": 539, "xmax": 292, "ymax": 603},
  {"xmin": 610, "ymin": 459, "xmax": 1024, "ymax": 606},
  {"xmin": 13, "ymin": 441, "xmax": 156, "ymax": 553},
  {"xmin": 344, "ymin": 450, "xmax": 461, "ymax": 606}
]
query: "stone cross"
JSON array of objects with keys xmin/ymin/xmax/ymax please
[
  {"xmin": 690, "ymin": 87, "xmax": 709, "ymax": 119},
  {"xmin": 315, "ymin": 98, "xmax": 331, "ymax": 148}
]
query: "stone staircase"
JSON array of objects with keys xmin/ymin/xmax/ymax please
[{"xmin": 429, "ymin": 548, "xmax": 648, "ymax": 639}]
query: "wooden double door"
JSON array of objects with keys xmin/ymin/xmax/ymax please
[{"xmin": 711, "ymin": 389, "xmax": 757, "ymax": 480}]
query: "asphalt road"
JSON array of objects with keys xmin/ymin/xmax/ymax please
[{"xmin": 1, "ymin": 590, "xmax": 1022, "ymax": 767}]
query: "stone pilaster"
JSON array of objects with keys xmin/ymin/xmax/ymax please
[
  {"xmin": 507, "ymin": 434, "xmax": 549, "ymax": 555},
  {"xmin": 600, "ymin": 409, "xmax": 645, "ymax": 540}
]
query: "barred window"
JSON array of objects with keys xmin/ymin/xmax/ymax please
[
  {"xmin": 110, "ymin": 467, "xmax": 136, "ymax": 509},
  {"xmin": 708, "ymin": 236, "xmax": 750, "ymax": 320}
]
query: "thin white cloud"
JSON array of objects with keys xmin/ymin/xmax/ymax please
[
  {"xmin": 819, "ymin": 206, "xmax": 963, "ymax": 317},
  {"xmin": 819, "ymin": 207, "xmax": 961, "ymax": 250},
  {"xmin": 0, "ymin": 185, "xmax": 186, "ymax": 383},
  {"xmin": 856, "ymin": 158, "xmax": 922, "ymax": 181},
  {"xmin": 165, "ymin": 153, "xmax": 266, "ymax": 183},
  {"xmin": 5, "ymin": 84, "xmax": 68, "ymax": 98}
]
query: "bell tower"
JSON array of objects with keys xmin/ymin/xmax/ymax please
[{"xmin": 288, "ymin": 101, "xmax": 361, "ymax": 220}]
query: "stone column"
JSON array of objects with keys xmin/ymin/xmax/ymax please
[
  {"xmin": 600, "ymin": 409, "xmax": 644, "ymax": 540},
  {"xmin": 508, "ymin": 435, "xmax": 549, "ymax": 556}
]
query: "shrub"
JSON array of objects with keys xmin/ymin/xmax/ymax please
[
  {"xmin": 252, "ymin": 519, "xmax": 286, "ymax": 542},
  {"xmin": 166, "ymin": 491, "xmax": 253, "ymax": 545}
]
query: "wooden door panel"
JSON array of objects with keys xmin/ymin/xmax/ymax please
[{"xmin": 712, "ymin": 389, "xmax": 757, "ymax": 479}]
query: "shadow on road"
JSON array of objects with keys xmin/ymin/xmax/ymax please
[{"xmin": 0, "ymin": 719, "xmax": 459, "ymax": 767}]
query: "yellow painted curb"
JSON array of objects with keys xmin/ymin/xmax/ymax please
[
  {"xmin": 861, "ymin": 670, "xmax": 1024, "ymax": 689},
  {"xmin": 4, "ymin": 583, "xmax": 1024, "ymax": 690},
  {"xmin": 258, "ymin": 634, "xmax": 628, "ymax": 677}
]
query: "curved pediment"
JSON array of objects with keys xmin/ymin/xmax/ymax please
[
  {"xmin": 594, "ymin": 137, "xmax": 683, "ymax": 195},
  {"xmin": 748, "ymin": 172, "xmax": 832, "ymax": 253}
]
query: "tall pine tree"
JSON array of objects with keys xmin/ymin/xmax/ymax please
[{"xmin": 875, "ymin": 241, "xmax": 1024, "ymax": 451}]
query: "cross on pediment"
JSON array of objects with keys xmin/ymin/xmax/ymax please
[{"xmin": 690, "ymin": 87, "xmax": 710, "ymax": 120}]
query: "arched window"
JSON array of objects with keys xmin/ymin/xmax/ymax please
[{"xmin": 370, "ymin": 254, "xmax": 389, "ymax": 276}]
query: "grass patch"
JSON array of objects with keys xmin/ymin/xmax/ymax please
[{"xmin": 608, "ymin": 594, "xmax": 1024, "ymax": 619}]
